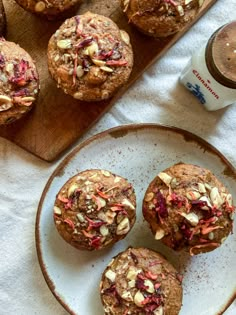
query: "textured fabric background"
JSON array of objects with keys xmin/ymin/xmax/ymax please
[{"xmin": 0, "ymin": 0, "xmax": 236, "ymax": 314}]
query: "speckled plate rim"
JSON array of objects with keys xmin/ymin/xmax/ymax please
[{"xmin": 35, "ymin": 123, "xmax": 236, "ymax": 315}]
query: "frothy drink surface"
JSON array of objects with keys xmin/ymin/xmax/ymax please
[{"xmin": 212, "ymin": 21, "xmax": 236, "ymax": 83}]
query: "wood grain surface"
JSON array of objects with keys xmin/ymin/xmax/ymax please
[{"xmin": 0, "ymin": 0, "xmax": 217, "ymax": 162}]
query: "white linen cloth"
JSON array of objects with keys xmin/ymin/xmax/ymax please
[{"xmin": 0, "ymin": 0, "xmax": 236, "ymax": 314}]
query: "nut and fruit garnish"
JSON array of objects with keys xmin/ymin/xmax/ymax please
[{"xmin": 54, "ymin": 170, "xmax": 136, "ymax": 250}]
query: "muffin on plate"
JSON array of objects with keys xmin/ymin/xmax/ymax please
[
  {"xmin": 120, "ymin": 0, "xmax": 205, "ymax": 37},
  {"xmin": 47, "ymin": 11, "xmax": 133, "ymax": 101},
  {"xmin": 53, "ymin": 169, "xmax": 136, "ymax": 251},
  {"xmin": 0, "ymin": 38, "xmax": 39, "ymax": 125},
  {"xmin": 142, "ymin": 163, "xmax": 235, "ymax": 255},
  {"xmin": 100, "ymin": 247, "xmax": 183, "ymax": 315},
  {"xmin": 0, "ymin": 0, "xmax": 6, "ymax": 36},
  {"xmin": 14, "ymin": 0, "xmax": 82, "ymax": 20}
]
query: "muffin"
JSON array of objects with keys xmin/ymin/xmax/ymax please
[
  {"xmin": 0, "ymin": 0, "xmax": 6, "ymax": 36},
  {"xmin": 14, "ymin": 0, "xmax": 82, "ymax": 19},
  {"xmin": 100, "ymin": 247, "xmax": 183, "ymax": 315},
  {"xmin": 120, "ymin": 0, "xmax": 205, "ymax": 38},
  {"xmin": 53, "ymin": 169, "xmax": 136, "ymax": 251},
  {"xmin": 142, "ymin": 163, "xmax": 235, "ymax": 255},
  {"xmin": 0, "ymin": 39, "xmax": 39, "ymax": 125},
  {"xmin": 47, "ymin": 11, "xmax": 133, "ymax": 101}
]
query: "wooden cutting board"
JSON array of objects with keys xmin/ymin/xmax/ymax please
[{"xmin": 0, "ymin": 0, "xmax": 216, "ymax": 162}]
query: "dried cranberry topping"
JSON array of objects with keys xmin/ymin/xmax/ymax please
[{"xmin": 155, "ymin": 190, "xmax": 168, "ymax": 219}]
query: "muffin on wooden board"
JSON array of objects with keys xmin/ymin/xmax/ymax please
[
  {"xmin": 142, "ymin": 163, "xmax": 235, "ymax": 255},
  {"xmin": 53, "ymin": 169, "xmax": 136, "ymax": 251},
  {"xmin": 100, "ymin": 247, "xmax": 183, "ymax": 315},
  {"xmin": 47, "ymin": 11, "xmax": 133, "ymax": 101},
  {"xmin": 0, "ymin": 0, "xmax": 6, "ymax": 36},
  {"xmin": 120, "ymin": 0, "xmax": 204, "ymax": 37},
  {"xmin": 0, "ymin": 39, "xmax": 39, "ymax": 125},
  {"xmin": 14, "ymin": 0, "xmax": 82, "ymax": 19}
]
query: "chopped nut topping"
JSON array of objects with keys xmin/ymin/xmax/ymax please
[
  {"xmin": 198, "ymin": 182, "xmax": 206, "ymax": 193},
  {"xmin": 127, "ymin": 267, "xmax": 142, "ymax": 280},
  {"xmin": 105, "ymin": 269, "xmax": 116, "ymax": 282},
  {"xmin": 53, "ymin": 206, "xmax": 62, "ymax": 215},
  {"xmin": 180, "ymin": 212, "xmax": 199, "ymax": 226},
  {"xmin": 120, "ymin": 30, "xmax": 130, "ymax": 45},
  {"xmin": 145, "ymin": 192, "xmax": 154, "ymax": 202},
  {"xmin": 0, "ymin": 95, "xmax": 13, "ymax": 112},
  {"xmin": 35, "ymin": 1, "xmax": 46, "ymax": 12},
  {"xmin": 101, "ymin": 170, "xmax": 111, "ymax": 177},
  {"xmin": 116, "ymin": 217, "xmax": 130, "ymax": 235},
  {"xmin": 121, "ymin": 290, "xmax": 133, "ymax": 301},
  {"xmin": 134, "ymin": 290, "xmax": 145, "ymax": 307},
  {"xmin": 186, "ymin": 191, "xmax": 201, "ymax": 200},
  {"xmin": 57, "ymin": 39, "xmax": 72, "ymax": 50},
  {"xmin": 100, "ymin": 225, "xmax": 109, "ymax": 236},
  {"xmin": 210, "ymin": 187, "xmax": 223, "ymax": 208},
  {"xmin": 122, "ymin": 198, "xmax": 135, "ymax": 210},
  {"xmin": 158, "ymin": 172, "xmax": 172, "ymax": 186},
  {"xmin": 154, "ymin": 306, "xmax": 164, "ymax": 315},
  {"xmin": 77, "ymin": 213, "xmax": 85, "ymax": 222},
  {"xmin": 67, "ymin": 183, "xmax": 80, "ymax": 197},
  {"xmin": 100, "ymin": 66, "xmax": 113, "ymax": 73},
  {"xmin": 155, "ymin": 228, "xmax": 165, "ymax": 240},
  {"xmin": 144, "ymin": 279, "xmax": 155, "ymax": 293}
]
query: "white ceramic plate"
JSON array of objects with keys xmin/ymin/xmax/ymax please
[{"xmin": 36, "ymin": 124, "xmax": 236, "ymax": 315}]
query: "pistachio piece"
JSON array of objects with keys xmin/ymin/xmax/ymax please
[
  {"xmin": 116, "ymin": 217, "xmax": 130, "ymax": 235},
  {"xmin": 155, "ymin": 228, "xmax": 165, "ymax": 240},
  {"xmin": 35, "ymin": 1, "xmax": 46, "ymax": 12},
  {"xmin": 53, "ymin": 206, "xmax": 62, "ymax": 215},
  {"xmin": 134, "ymin": 291, "xmax": 145, "ymax": 307},
  {"xmin": 145, "ymin": 192, "xmax": 154, "ymax": 202},
  {"xmin": 105, "ymin": 269, "xmax": 116, "ymax": 282},
  {"xmin": 57, "ymin": 39, "xmax": 72, "ymax": 50},
  {"xmin": 158, "ymin": 172, "xmax": 172, "ymax": 186},
  {"xmin": 120, "ymin": 30, "xmax": 130, "ymax": 45},
  {"xmin": 185, "ymin": 0, "xmax": 193, "ymax": 4}
]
